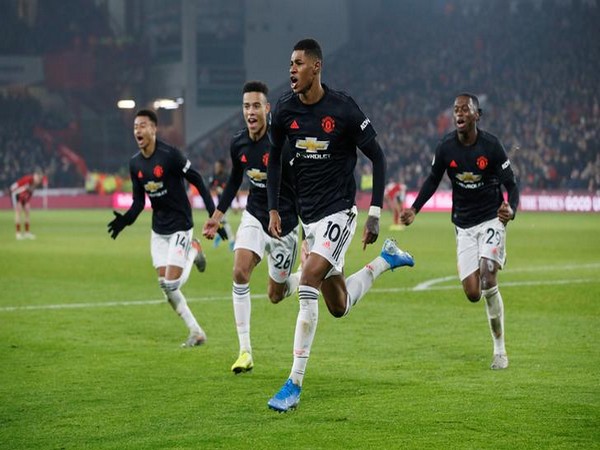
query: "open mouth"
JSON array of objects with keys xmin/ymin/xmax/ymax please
[{"xmin": 290, "ymin": 76, "xmax": 298, "ymax": 90}]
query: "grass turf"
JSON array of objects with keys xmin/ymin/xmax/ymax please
[{"xmin": 0, "ymin": 209, "xmax": 598, "ymax": 449}]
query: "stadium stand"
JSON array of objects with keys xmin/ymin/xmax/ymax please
[
  {"xmin": 187, "ymin": 0, "xmax": 599, "ymax": 194},
  {"xmin": 2, "ymin": 0, "xmax": 597, "ymax": 193}
]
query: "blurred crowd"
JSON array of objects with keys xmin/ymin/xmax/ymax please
[
  {"xmin": 0, "ymin": 91, "xmax": 82, "ymax": 189},
  {"xmin": 2, "ymin": 0, "xmax": 598, "ymax": 194},
  {"xmin": 347, "ymin": 0, "xmax": 600, "ymax": 193},
  {"xmin": 189, "ymin": 0, "xmax": 599, "ymax": 194}
]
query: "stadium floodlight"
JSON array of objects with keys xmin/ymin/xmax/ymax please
[
  {"xmin": 117, "ymin": 99, "xmax": 136, "ymax": 109},
  {"xmin": 153, "ymin": 98, "xmax": 179, "ymax": 110}
]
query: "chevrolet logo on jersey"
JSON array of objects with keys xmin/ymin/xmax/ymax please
[
  {"xmin": 456, "ymin": 172, "xmax": 482, "ymax": 183},
  {"xmin": 296, "ymin": 137, "xmax": 330, "ymax": 153},
  {"xmin": 455, "ymin": 172, "xmax": 483, "ymax": 189},
  {"xmin": 144, "ymin": 180, "xmax": 164, "ymax": 193},
  {"xmin": 246, "ymin": 168, "xmax": 267, "ymax": 183}
]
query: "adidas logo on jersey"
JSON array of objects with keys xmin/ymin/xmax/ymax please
[{"xmin": 290, "ymin": 120, "xmax": 299, "ymax": 129}]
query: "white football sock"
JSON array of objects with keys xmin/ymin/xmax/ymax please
[
  {"xmin": 483, "ymin": 286, "xmax": 506, "ymax": 355},
  {"xmin": 284, "ymin": 271, "xmax": 301, "ymax": 298},
  {"xmin": 289, "ymin": 285, "xmax": 319, "ymax": 386},
  {"xmin": 166, "ymin": 288, "xmax": 202, "ymax": 335},
  {"xmin": 233, "ymin": 282, "xmax": 251, "ymax": 354},
  {"xmin": 343, "ymin": 256, "xmax": 389, "ymax": 315}
]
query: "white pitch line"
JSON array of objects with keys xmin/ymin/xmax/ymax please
[
  {"xmin": 413, "ymin": 262, "xmax": 600, "ymax": 291},
  {"xmin": 0, "ymin": 278, "xmax": 598, "ymax": 313}
]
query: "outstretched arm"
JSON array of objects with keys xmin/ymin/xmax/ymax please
[
  {"xmin": 401, "ymin": 144, "xmax": 445, "ymax": 226},
  {"xmin": 108, "ymin": 172, "xmax": 144, "ymax": 239}
]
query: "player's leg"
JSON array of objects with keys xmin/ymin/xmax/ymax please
[
  {"xmin": 314, "ymin": 207, "xmax": 413, "ymax": 317},
  {"xmin": 478, "ymin": 218, "xmax": 508, "ymax": 369},
  {"xmin": 303, "ymin": 207, "xmax": 358, "ymax": 317},
  {"xmin": 14, "ymin": 201, "xmax": 23, "ymax": 240},
  {"xmin": 393, "ymin": 201, "xmax": 400, "ymax": 225},
  {"xmin": 230, "ymin": 247, "xmax": 259, "ymax": 372},
  {"xmin": 230, "ymin": 211, "xmax": 266, "ymax": 373},
  {"xmin": 268, "ymin": 224, "xmax": 325, "ymax": 411},
  {"xmin": 154, "ymin": 230, "xmax": 206, "ymax": 346},
  {"xmin": 190, "ymin": 238, "xmax": 206, "ymax": 273},
  {"xmin": 341, "ymin": 238, "xmax": 414, "ymax": 316},
  {"xmin": 23, "ymin": 201, "xmax": 34, "ymax": 239},
  {"xmin": 266, "ymin": 226, "xmax": 300, "ymax": 303},
  {"xmin": 457, "ymin": 225, "xmax": 482, "ymax": 302}
]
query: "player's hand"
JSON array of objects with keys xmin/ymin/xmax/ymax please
[
  {"xmin": 107, "ymin": 211, "xmax": 128, "ymax": 239},
  {"xmin": 268, "ymin": 210, "xmax": 282, "ymax": 239},
  {"xmin": 362, "ymin": 215, "xmax": 379, "ymax": 250},
  {"xmin": 202, "ymin": 218, "xmax": 219, "ymax": 240},
  {"xmin": 400, "ymin": 207, "xmax": 416, "ymax": 226},
  {"xmin": 497, "ymin": 201, "xmax": 514, "ymax": 226}
]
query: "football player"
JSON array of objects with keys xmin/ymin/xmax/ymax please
[{"xmin": 401, "ymin": 93, "xmax": 520, "ymax": 370}]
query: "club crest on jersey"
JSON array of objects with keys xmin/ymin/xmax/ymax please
[
  {"xmin": 476, "ymin": 156, "xmax": 488, "ymax": 170},
  {"xmin": 295, "ymin": 137, "xmax": 330, "ymax": 153},
  {"xmin": 153, "ymin": 165, "xmax": 164, "ymax": 178},
  {"xmin": 262, "ymin": 153, "xmax": 269, "ymax": 167},
  {"xmin": 321, "ymin": 116, "xmax": 335, "ymax": 133}
]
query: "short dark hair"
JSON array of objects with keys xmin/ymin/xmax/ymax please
[
  {"xmin": 242, "ymin": 80, "xmax": 269, "ymax": 96},
  {"xmin": 457, "ymin": 92, "xmax": 483, "ymax": 116},
  {"xmin": 135, "ymin": 109, "xmax": 158, "ymax": 125},
  {"xmin": 293, "ymin": 38, "xmax": 323, "ymax": 61}
]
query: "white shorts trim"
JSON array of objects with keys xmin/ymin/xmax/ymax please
[
  {"xmin": 303, "ymin": 206, "xmax": 357, "ymax": 275},
  {"xmin": 456, "ymin": 217, "xmax": 507, "ymax": 281},
  {"xmin": 234, "ymin": 210, "xmax": 299, "ymax": 284},
  {"xmin": 151, "ymin": 228, "xmax": 193, "ymax": 269}
]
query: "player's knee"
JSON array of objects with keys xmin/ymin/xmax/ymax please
[
  {"xmin": 324, "ymin": 301, "xmax": 346, "ymax": 318},
  {"xmin": 480, "ymin": 275, "xmax": 497, "ymax": 291},
  {"xmin": 232, "ymin": 267, "xmax": 251, "ymax": 284},
  {"xmin": 267, "ymin": 284, "xmax": 286, "ymax": 304},
  {"xmin": 465, "ymin": 289, "xmax": 482, "ymax": 303}
]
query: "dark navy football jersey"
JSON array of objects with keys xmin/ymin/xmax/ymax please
[
  {"xmin": 128, "ymin": 140, "xmax": 213, "ymax": 234},
  {"xmin": 217, "ymin": 128, "xmax": 298, "ymax": 236},
  {"xmin": 412, "ymin": 129, "xmax": 519, "ymax": 228},
  {"xmin": 268, "ymin": 84, "xmax": 377, "ymax": 224}
]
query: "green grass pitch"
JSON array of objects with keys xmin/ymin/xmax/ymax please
[{"xmin": 0, "ymin": 209, "xmax": 598, "ymax": 449}]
